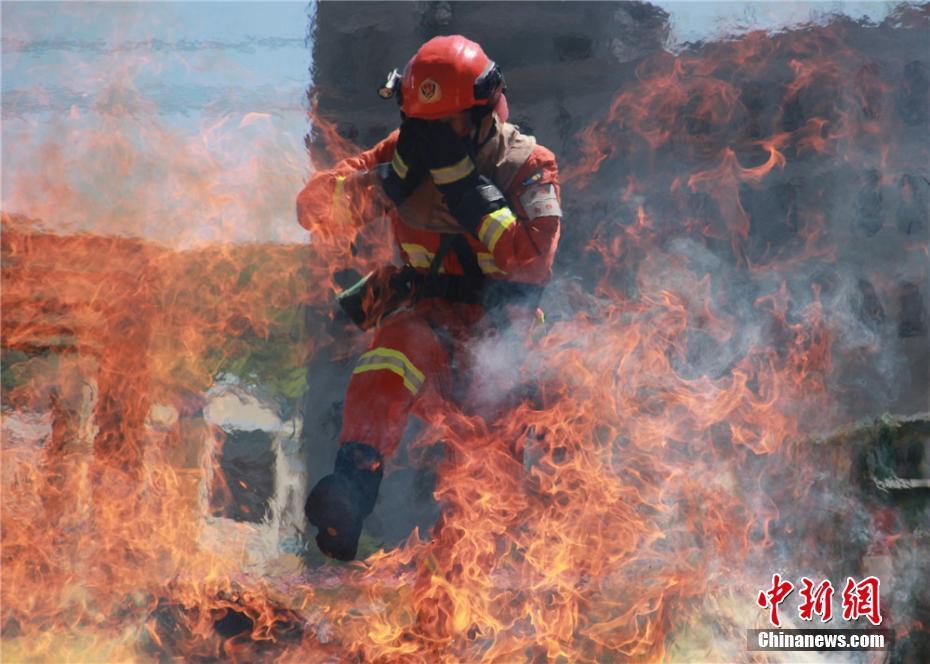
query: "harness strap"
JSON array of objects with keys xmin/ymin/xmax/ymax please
[
  {"xmin": 449, "ymin": 234, "xmax": 484, "ymax": 279},
  {"xmin": 428, "ymin": 234, "xmax": 456, "ymax": 275}
]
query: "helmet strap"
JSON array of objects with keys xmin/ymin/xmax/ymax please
[{"xmin": 469, "ymin": 105, "xmax": 498, "ymax": 151}]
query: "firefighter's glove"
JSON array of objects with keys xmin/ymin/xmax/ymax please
[
  {"xmin": 423, "ymin": 122, "xmax": 477, "ymax": 207},
  {"xmin": 378, "ymin": 118, "xmax": 428, "ymax": 206},
  {"xmin": 304, "ymin": 441, "xmax": 384, "ymax": 561},
  {"xmin": 423, "ymin": 122, "xmax": 510, "ymax": 240}
]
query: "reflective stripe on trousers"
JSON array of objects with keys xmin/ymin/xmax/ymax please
[{"xmin": 352, "ymin": 347, "xmax": 425, "ymax": 395}]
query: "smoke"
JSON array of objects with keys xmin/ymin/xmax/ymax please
[{"xmin": 1, "ymin": 1, "xmax": 309, "ymax": 247}]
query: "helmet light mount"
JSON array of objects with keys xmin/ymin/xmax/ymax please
[{"xmin": 378, "ymin": 68, "xmax": 403, "ymax": 101}]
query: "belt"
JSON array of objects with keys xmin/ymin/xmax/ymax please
[{"xmin": 398, "ymin": 267, "xmax": 544, "ymax": 310}]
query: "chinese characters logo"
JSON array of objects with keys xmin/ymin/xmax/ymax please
[{"xmin": 757, "ymin": 575, "xmax": 882, "ymax": 627}]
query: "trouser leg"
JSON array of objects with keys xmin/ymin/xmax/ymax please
[
  {"xmin": 340, "ymin": 310, "xmax": 450, "ymax": 458},
  {"xmin": 307, "ymin": 311, "xmax": 448, "ymax": 560}
]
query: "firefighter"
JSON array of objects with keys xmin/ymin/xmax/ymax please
[{"xmin": 297, "ymin": 35, "xmax": 561, "ymax": 560}]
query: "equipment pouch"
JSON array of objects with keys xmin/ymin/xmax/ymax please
[{"xmin": 336, "ymin": 266, "xmax": 415, "ymax": 330}]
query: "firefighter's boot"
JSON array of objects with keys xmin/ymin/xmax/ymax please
[{"xmin": 305, "ymin": 442, "xmax": 383, "ymax": 560}]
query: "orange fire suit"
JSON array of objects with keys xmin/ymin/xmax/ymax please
[{"xmin": 297, "ymin": 124, "xmax": 561, "ymax": 458}]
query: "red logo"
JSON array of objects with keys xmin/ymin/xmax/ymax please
[
  {"xmin": 842, "ymin": 576, "xmax": 882, "ymax": 625},
  {"xmin": 757, "ymin": 573, "xmax": 794, "ymax": 627},
  {"xmin": 756, "ymin": 575, "xmax": 883, "ymax": 626},
  {"xmin": 418, "ymin": 78, "xmax": 441, "ymax": 103},
  {"xmin": 799, "ymin": 577, "xmax": 834, "ymax": 622}
]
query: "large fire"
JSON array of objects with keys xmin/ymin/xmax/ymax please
[{"xmin": 3, "ymin": 4, "xmax": 928, "ymax": 663}]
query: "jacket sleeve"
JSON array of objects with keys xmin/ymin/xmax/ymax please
[
  {"xmin": 488, "ymin": 146, "xmax": 561, "ymax": 284},
  {"xmin": 296, "ymin": 131, "xmax": 399, "ymax": 233}
]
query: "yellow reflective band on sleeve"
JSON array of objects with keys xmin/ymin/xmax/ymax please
[
  {"xmin": 332, "ymin": 175, "xmax": 350, "ymax": 224},
  {"xmin": 477, "ymin": 252, "xmax": 505, "ymax": 275},
  {"xmin": 401, "ymin": 243, "xmax": 435, "ymax": 269},
  {"xmin": 352, "ymin": 347, "xmax": 425, "ymax": 395},
  {"xmin": 332, "ymin": 175, "xmax": 346, "ymax": 207},
  {"xmin": 430, "ymin": 156, "xmax": 475, "ymax": 185},
  {"xmin": 391, "ymin": 151, "xmax": 409, "ymax": 179},
  {"xmin": 477, "ymin": 207, "xmax": 516, "ymax": 253}
]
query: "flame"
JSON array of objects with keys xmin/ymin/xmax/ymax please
[{"xmin": 3, "ymin": 5, "xmax": 928, "ymax": 662}]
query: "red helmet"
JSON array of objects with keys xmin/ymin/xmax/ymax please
[{"xmin": 400, "ymin": 35, "xmax": 506, "ymax": 121}]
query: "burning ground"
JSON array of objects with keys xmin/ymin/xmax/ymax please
[{"xmin": 2, "ymin": 3, "xmax": 929, "ymax": 663}]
